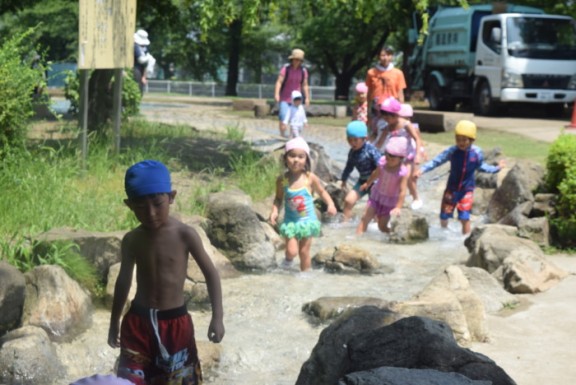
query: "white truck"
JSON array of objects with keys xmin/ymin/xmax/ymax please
[{"xmin": 407, "ymin": 4, "xmax": 576, "ymax": 116}]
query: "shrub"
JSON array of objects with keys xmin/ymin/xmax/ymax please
[
  {"xmin": 64, "ymin": 69, "xmax": 142, "ymax": 119},
  {"xmin": 0, "ymin": 29, "xmax": 45, "ymax": 150},
  {"xmin": 545, "ymin": 134, "xmax": 576, "ymax": 193},
  {"xmin": 546, "ymin": 134, "xmax": 576, "ymax": 249}
]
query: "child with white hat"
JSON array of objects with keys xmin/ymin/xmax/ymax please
[{"xmin": 282, "ymin": 90, "xmax": 308, "ymax": 138}]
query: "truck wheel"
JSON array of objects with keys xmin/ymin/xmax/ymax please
[
  {"xmin": 428, "ymin": 78, "xmax": 455, "ymax": 111},
  {"xmin": 474, "ymin": 81, "xmax": 500, "ymax": 116}
]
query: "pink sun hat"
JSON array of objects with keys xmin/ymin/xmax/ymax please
[
  {"xmin": 380, "ymin": 97, "xmax": 402, "ymax": 114},
  {"xmin": 399, "ymin": 103, "xmax": 414, "ymax": 118},
  {"xmin": 385, "ymin": 136, "xmax": 409, "ymax": 157},
  {"xmin": 355, "ymin": 82, "xmax": 368, "ymax": 94},
  {"xmin": 285, "ymin": 136, "xmax": 310, "ymax": 155}
]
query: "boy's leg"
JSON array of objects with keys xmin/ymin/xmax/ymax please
[
  {"xmin": 440, "ymin": 189, "xmax": 457, "ymax": 229},
  {"xmin": 343, "ymin": 189, "xmax": 360, "ymax": 221},
  {"xmin": 456, "ymin": 191, "xmax": 474, "ymax": 235},
  {"xmin": 298, "ymin": 237, "xmax": 313, "ymax": 271}
]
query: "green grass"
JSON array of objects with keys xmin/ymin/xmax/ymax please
[
  {"xmin": 421, "ymin": 130, "xmax": 550, "ymax": 164},
  {"xmin": 0, "ymin": 118, "xmax": 279, "ymax": 290}
]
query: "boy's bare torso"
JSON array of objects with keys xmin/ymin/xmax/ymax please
[{"xmin": 125, "ymin": 218, "xmax": 189, "ymax": 310}]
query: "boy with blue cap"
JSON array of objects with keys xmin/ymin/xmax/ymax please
[
  {"xmin": 341, "ymin": 121, "xmax": 382, "ymax": 221},
  {"xmin": 108, "ymin": 160, "xmax": 224, "ymax": 385}
]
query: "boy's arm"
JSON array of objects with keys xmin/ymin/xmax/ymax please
[
  {"xmin": 361, "ymin": 167, "xmax": 379, "ymax": 191},
  {"xmin": 341, "ymin": 154, "xmax": 354, "ymax": 188},
  {"xmin": 419, "ymin": 146, "xmax": 453, "ymax": 175},
  {"xmin": 310, "ymin": 173, "xmax": 336, "ymax": 216},
  {"xmin": 269, "ymin": 175, "xmax": 284, "ymax": 225},
  {"xmin": 185, "ymin": 227, "xmax": 225, "ymax": 343},
  {"xmin": 108, "ymin": 235, "xmax": 136, "ymax": 348}
]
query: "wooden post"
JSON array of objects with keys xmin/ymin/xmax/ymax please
[
  {"xmin": 112, "ymin": 68, "xmax": 124, "ymax": 153},
  {"xmin": 79, "ymin": 69, "xmax": 90, "ymax": 170}
]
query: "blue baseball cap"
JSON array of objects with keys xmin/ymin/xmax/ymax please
[
  {"xmin": 125, "ymin": 160, "xmax": 172, "ymax": 199},
  {"xmin": 346, "ymin": 121, "xmax": 368, "ymax": 138}
]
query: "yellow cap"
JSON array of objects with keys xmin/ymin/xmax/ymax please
[{"xmin": 454, "ymin": 120, "xmax": 477, "ymax": 139}]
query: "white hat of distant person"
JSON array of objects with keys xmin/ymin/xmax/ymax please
[
  {"xmin": 291, "ymin": 90, "xmax": 303, "ymax": 101},
  {"xmin": 134, "ymin": 29, "xmax": 150, "ymax": 46}
]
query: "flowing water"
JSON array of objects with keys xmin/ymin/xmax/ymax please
[{"xmin": 54, "ymin": 102, "xmax": 482, "ymax": 384}]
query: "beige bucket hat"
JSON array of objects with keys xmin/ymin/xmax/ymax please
[{"xmin": 288, "ymin": 48, "xmax": 305, "ymax": 61}]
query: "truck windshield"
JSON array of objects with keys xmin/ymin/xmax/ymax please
[{"xmin": 506, "ymin": 17, "xmax": 576, "ymax": 60}]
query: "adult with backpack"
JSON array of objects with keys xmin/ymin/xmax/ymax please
[{"xmin": 274, "ymin": 48, "xmax": 311, "ymax": 137}]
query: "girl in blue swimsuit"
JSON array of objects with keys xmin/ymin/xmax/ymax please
[{"xmin": 269, "ymin": 137, "xmax": 337, "ymax": 271}]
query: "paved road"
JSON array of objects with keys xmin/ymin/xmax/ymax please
[{"xmin": 142, "ymin": 94, "xmax": 576, "ymax": 144}]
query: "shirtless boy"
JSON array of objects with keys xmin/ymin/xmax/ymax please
[{"xmin": 108, "ymin": 160, "xmax": 224, "ymax": 385}]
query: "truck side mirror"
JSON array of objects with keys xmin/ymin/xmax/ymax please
[
  {"xmin": 491, "ymin": 27, "xmax": 502, "ymax": 43},
  {"xmin": 408, "ymin": 28, "xmax": 418, "ymax": 45}
]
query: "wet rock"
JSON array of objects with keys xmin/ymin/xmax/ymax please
[
  {"xmin": 339, "ymin": 367, "xmax": 493, "ymax": 385},
  {"xmin": 460, "ymin": 266, "xmax": 519, "ymax": 314},
  {"xmin": 388, "ymin": 209, "xmax": 429, "ymax": 243},
  {"xmin": 205, "ymin": 189, "xmax": 276, "ymax": 272},
  {"xmin": 487, "ymin": 161, "xmax": 545, "ymax": 223},
  {"xmin": 297, "ymin": 315, "xmax": 515, "ymax": 385},
  {"xmin": 22, "ymin": 265, "xmax": 92, "ymax": 342},
  {"xmin": 313, "ymin": 245, "xmax": 390, "ymax": 274},
  {"xmin": 0, "ymin": 325, "xmax": 65, "ymax": 385},
  {"xmin": 393, "ymin": 265, "xmax": 488, "ymax": 344},
  {"xmin": 465, "ymin": 225, "xmax": 567, "ymax": 294},
  {"xmin": 471, "ymin": 187, "xmax": 495, "ymax": 215},
  {"xmin": 296, "ymin": 306, "xmax": 402, "ymax": 385},
  {"xmin": 33, "ymin": 227, "xmax": 124, "ymax": 279},
  {"xmin": 0, "ymin": 262, "xmax": 25, "ymax": 336},
  {"xmin": 302, "ymin": 297, "xmax": 392, "ymax": 322}
]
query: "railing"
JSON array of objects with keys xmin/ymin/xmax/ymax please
[{"xmin": 146, "ymin": 80, "xmax": 338, "ymax": 100}]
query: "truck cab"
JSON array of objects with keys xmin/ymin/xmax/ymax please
[{"xmin": 408, "ymin": 4, "xmax": 576, "ymax": 116}]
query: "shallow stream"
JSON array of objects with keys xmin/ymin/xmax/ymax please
[{"xmin": 55, "ymin": 102, "xmax": 484, "ymax": 384}]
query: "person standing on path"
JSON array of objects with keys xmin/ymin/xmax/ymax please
[
  {"xmin": 274, "ymin": 49, "xmax": 311, "ymax": 137},
  {"xmin": 133, "ymin": 29, "xmax": 154, "ymax": 95},
  {"xmin": 365, "ymin": 46, "xmax": 407, "ymax": 123}
]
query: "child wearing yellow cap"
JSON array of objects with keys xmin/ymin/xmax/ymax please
[{"xmin": 417, "ymin": 120, "xmax": 505, "ymax": 234}]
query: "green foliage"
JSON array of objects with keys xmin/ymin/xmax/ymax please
[
  {"xmin": 64, "ymin": 70, "xmax": 142, "ymax": 119},
  {"xmin": 0, "ymin": 29, "xmax": 45, "ymax": 150},
  {"xmin": 225, "ymin": 124, "xmax": 246, "ymax": 142},
  {"xmin": 545, "ymin": 134, "xmax": 576, "ymax": 249},
  {"xmin": 229, "ymin": 150, "xmax": 280, "ymax": 201},
  {"xmin": 0, "ymin": 0, "xmax": 78, "ymax": 62},
  {"xmin": 545, "ymin": 134, "xmax": 576, "ymax": 193}
]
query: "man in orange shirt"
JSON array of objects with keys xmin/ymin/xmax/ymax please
[{"xmin": 365, "ymin": 46, "xmax": 407, "ymax": 109}]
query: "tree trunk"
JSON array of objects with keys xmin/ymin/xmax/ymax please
[
  {"xmin": 225, "ymin": 19, "xmax": 242, "ymax": 96},
  {"xmin": 87, "ymin": 69, "xmax": 114, "ymax": 131},
  {"xmin": 334, "ymin": 73, "xmax": 353, "ymax": 101}
]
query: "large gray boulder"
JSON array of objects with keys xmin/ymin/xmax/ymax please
[
  {"xmin": 205, "ymin": 189, "xmax": 276, "ymax": 271},
  {"xmin": 297, "ymin": 313, "xmax": 516, "ymax": 385},
  {"xmin": 33, "ymin": 227, "xmax": 124, "ymax": 278},
  {"xmin": 339, "ymin": 367, "xmax": 492, "ymax": 385},
  {"xmin": 487, "ymin": 161, "xmax": 544, "ymax": 223},
  {"xmin": 392, "ymin": 265, "xmax": 488, "ymax": 344},
  {"xmin": 313, "ymin": 245, "xmax": 390, "ymax": 275},
  {"xmin": 0, "ymin": 325, "xmax": 65, "ymax": 385},
  {"xmin": 388, "ymin": 209, "xmax": 429, "ymax": 243},
  {"xmin": 22, "ymin": 265, "xmax": 92, "ymax": 342},
  {"xmin": 0, "ymin": 262, "xmax": 25, "ymax": 336},
  {"xmin": 465, "ymin": 225, "xmax": 567, "ymax": 294},
  {"xmin": 296, "ymin": 306, "xmax": 402, "ymax": 385}
]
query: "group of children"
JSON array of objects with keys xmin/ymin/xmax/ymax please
[{"xmin": 95, "ymin": 87, "xmax": 504, "ymax": 385}]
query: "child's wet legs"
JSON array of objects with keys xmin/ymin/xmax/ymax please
[
  {"xmin": 343, "ymin": 190, "xmax": 360, "ymax": 220},
  {"xmin": 298, "ymin": 238, "xmax": 312, "ymax": 271},
  {"xmin": 285, "ymin": 238, "xmax": 299, "ymax": 262}
]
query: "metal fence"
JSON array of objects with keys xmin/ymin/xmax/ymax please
[{"xmin": 146, "ymin": 80, "xmax": 337, "ymax": 100}]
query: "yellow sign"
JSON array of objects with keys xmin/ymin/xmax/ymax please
[{"xmin": 78, "ymin": 0, "xmax": 136, "ymax": 69}]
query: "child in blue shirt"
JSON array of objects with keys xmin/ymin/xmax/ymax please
[
  {"xmin": 417, "ymin": 120, "xmax": 505, "ymax": 234},
  {"xmin": 341, "ymin": 121, "xmax": 382, "ymax": 221}
]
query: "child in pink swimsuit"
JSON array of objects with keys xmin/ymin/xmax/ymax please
[{"xmin": 356, "ymin": 136, "xmax": 410, "ymax": 234}]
